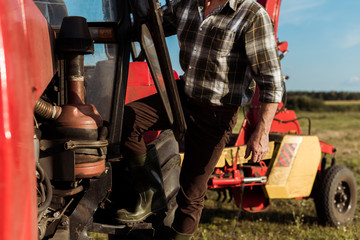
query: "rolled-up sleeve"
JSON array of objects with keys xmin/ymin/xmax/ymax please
[{"xmin": 244, "ymin": 8, "xmax": 283, "ymax": 103}]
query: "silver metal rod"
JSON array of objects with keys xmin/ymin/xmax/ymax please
[{"xmin": 243, "ymin": 176, "xmax": 267, "ymax": 184}]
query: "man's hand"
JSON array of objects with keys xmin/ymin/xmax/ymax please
[
  {"xmin": 245, "ymin": 103, "xmax": 278, "ymax": 163},
  {"xmin": 245, "ymin": 129, "xmax": 269, "ymax": 163}
]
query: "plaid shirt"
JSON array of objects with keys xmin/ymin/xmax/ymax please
[{"xmin": 163, "ymin": 0, "xmax": 283, "ymax": 106}]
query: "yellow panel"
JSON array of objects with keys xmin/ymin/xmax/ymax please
[
  {"xmin": 265, "ymin": 135, "xmax": 321, "ymax": 199},
  {"xmin": 179, "ymin": 142, "xmax": 275, "ymax": 168},
  {"xmin": 286, "ymin": 177, "xmax": 316, "ymax": 197},
  {"xmin": 220, "ymin": 147, "xmax": 237, "ymax": 167},
  {"xmin": 216, "ymin": 141, "xmax": 275, "ymax": 168}
]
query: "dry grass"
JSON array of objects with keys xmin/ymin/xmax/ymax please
[{"xmin": 324, "ymin": 100, "xmax": 360, "ymax": 105}]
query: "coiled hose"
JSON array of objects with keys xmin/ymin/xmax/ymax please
[{"xmin": 34, "ymin": 98, "xmax": 62, "ymax": 120}]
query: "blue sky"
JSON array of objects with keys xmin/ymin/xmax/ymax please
[
  {"xmin": 166, "ymin": 0, "xmax": 360, "ymax": 92},
  {"xmin": 277, "ymin": 0, "xmax": 360, "ymax": 92},
  {"xmin": 64, "ymin": 0, "xmax": 360, "ymax": 92}
]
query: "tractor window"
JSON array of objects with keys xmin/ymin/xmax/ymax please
[
  {"xmin": 63, "ymin": 0, "xmax": 117, "ymax": 65},
  {"xmin": 34, "ymin": 0, "xmax": 68, "ymax": 26}
]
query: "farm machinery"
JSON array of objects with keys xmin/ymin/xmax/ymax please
[
  {"xmin": 207, "ymin": 88, "xmax": 358, "ymax": 227},
  {"xmin": 0, "ymin": 0, "xmax": 357, "ymax": 240}
]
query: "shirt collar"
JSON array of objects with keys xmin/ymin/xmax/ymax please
[{"xmin": 197, "ymin": 0, "xmax": 241, "ymax": 16}]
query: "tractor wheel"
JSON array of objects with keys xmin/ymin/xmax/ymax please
[
  {"xmin": 146, "ymin": 130, "xmax": 181, "ymax": 227},
  {"xmin": 314, "ymin": 165, "xmax": 357, "ymax": 227}
]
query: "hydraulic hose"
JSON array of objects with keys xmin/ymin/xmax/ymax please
[
  {"xmin": 34, "ymin": 98, "xmax": 62, "ymax": 120},
  {"xmin": 37, "ymin": 163, "xmax": 53, "ymax": 214}
]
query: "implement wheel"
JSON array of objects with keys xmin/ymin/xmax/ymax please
[{"xmin": 315, "ymin": 165, "xmax": 357, "ymax": 227}]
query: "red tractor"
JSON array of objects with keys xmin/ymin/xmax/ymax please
[
  {"xmin": 0, "ymin": 0, "xmax": 356, "ymax": 240},
  {"xmin": 1, "ymin": 0, "xmax": 185, "ymax": 239}
]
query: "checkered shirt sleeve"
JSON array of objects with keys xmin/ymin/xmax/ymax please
[{"xmin": 244, "ymin": 8, "xmax": 283, "ymax": 103}]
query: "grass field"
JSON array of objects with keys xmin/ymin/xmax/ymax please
[
  {"xmin": 91, "ymin": 111, "xmax": 360, "ymax": 239},
  {"xmin": 324, "ymin": 100, "xmax": 360, "ymax": 106},
  {"xmin": 195, "ymin": 111, "xmax": 360, "ymax": 240}
]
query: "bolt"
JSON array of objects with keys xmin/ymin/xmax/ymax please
[{"xmin": 53, "ymin": 211, "xmax": 60, "ymax": 218}]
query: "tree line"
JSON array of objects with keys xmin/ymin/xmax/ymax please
[
  {"xmin": 283, "ymin": 91, "xmax": 360, "ymax": 112},
  {"xmin": 286, "ymin": 91, "xmax": 360, "ymax": 101}
]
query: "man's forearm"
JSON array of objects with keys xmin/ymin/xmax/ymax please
[
  {"xmin": 245, "ymin": 102, "xmax": 278, "ymax": 163},
  {"xmin": 255, "ymin": 102, "xmax": 278, "ymax": 135}
]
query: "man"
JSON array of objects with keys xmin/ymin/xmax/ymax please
[{"xmin": 116, "ymin": 0, "xmax": 283, "ymax": 239}]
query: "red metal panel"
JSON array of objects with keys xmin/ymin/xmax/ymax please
[
  {"xmin": 235, "ymin": 186, "xmax": 270, "ymax": 213},
  {"xmin": 0, "ymin": 0, "xmax": 55, "ymax": 239},
  {"xmin": 125, "ymin": 62, "xmax": 179, "ymax": 104},
  {"xmin": 126, "ymin": 62, "xmax": 157, "ymax": 104},
  {"xmin": 270, "ymin": 110, "xmax": 302, "ymax": 134},
  {"xmin": 320, "ymin": 140, "xmax": 336, "ymax": 155}
]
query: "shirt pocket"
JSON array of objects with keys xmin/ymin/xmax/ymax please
[{"xmin": 204, "ymin": 26, "xmax": 236, "ymax": 58}]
